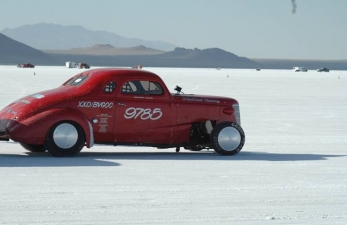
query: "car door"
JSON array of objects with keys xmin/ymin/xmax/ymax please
[
  {"xmin": 113, "ymin": 79, "xmax": 173, "ymax": 144},
  {"xmin": 80, "ymin": 80, "xmax": 117, "ymax": 143}
]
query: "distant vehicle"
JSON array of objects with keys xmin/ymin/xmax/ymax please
[
  {"xmin": 293, "ymin": 67, "xmax": 307, "ymax": 72},
  {"xmin": 78, "ymin": 63, "xmax": 90, "ymax": 69},
  {"xmin": 0, "ymin": 68, "xmax": 245, "ymax": 157},
  {"xmin": 17, "ymin": 63, "xmax": 35, "ymax": 68},
  {"xmin": 317, "ymin": 68, "xmax": 329, "ymax": 72},
  {"xmin": 256, "ymin": 68, "xmax": 261, "ymax": 71},
  {"xmin": 132, "ymin": 65, "xmax": 142, "ymax": 69},
  {"xmin": 66, "ymin": 61, "xmax": 77, "ymax": 68}
]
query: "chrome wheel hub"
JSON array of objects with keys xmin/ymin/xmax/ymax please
[
  {"xmin": 218, "ymin": 127, "xmax": 241, "ymax": 151},
  {"xmin": 53, "ymin": 123, "xmax": 78, "ymax": 149}
]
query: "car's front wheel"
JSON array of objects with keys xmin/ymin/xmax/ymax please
[
  {"xmin": 44, "ymin": 121, "xmax": 85, "ymax": 157},
  {"xmin": 20, "ymin": 143, "xmax": 46, "ymax": 152},
  {"xmin": 210, "ymin": 122, "xmax": 245, "ymax": 155}
]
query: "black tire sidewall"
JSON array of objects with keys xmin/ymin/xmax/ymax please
[
  {"xmin": 45, "ymin": 121, "xmax": 85, "ymax": 157},
  {"xmin": 211, "ymin": 122, "xmax": 245, "ymax": 156},
  {"xmin": 20, "ymin": 143, "xmax": 46, "ymax": 152}
]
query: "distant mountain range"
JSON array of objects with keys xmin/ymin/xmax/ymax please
[
  {"xmin": 1, "ymin": 24, "xmax": 347, "ymax": 69},
  {"xmin": 1, "ymin": 23, "xmax": 176, "ymax": 51},
  {"xmin": 46, "ymin": 47, "xmax": 257, "ymax": 68},
  {"xmin": 43, "ymin": 44, "xmax": 164, "ymax": 56},
  {"xmin": 0, "ymin": 33, "xmax": 54, "ymax": 64},
  {"xmin": 0, "ymin": 30, "xmax": 259, "ymax": 68}
]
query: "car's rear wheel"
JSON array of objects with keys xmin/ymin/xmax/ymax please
[
  {"xmin": 20, "ymin": 143, "xmax": 46, "ymax": 152},
  {"xmin": 44, "ymin": 121, "xmax": 85, "ymax": 157},
  {"xmin": 210, "ymin": 122, "xmax": 245, "ymax": 155}
]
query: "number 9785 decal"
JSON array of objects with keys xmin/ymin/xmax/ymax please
[{"xmin": 124, "ymin": 107, "xmax": 163, "ymax": 120}]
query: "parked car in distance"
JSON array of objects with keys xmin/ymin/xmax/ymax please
[
  {"xmin": 132, "ymin": 65, "xmax": 143, "ymax": 69},
  {"xmin": 17, "ymin": 63, "xmax": 35, "ymax": 68},
  {"xmin": 317, "ymin": 67, "xmax": 329, "ymax": 72},
  {"xmin": 66, "ymin": 61, "xmax": 77, "ymax": 68},
  {"xmin": 293, "ymin": 67, "xmax": 307, "ymax": 72},
  {"xmin": 78, "ymin": 63, "xmax": 90, "ymax": 69},
  {"xmin": 0, "ymin": 68, "xmax": 245, "ymax": 157}
]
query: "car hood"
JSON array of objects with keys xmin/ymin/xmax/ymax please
[{"xmin": 0, "ymin": 85, "xmax": 84, "ymax": 123}]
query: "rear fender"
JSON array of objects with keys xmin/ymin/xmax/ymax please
[{"xmin": 10, "ymin": 108, "xmax": 94, "ymax": 147}]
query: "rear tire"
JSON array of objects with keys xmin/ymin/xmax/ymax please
[
  {"xmin": 20, "ymin": 143, "xmax": 46, "ymax": 152},
  {"xmin": 210, "ymin": 122, "xmax": 245, "ymax": 155},
  {"xmin": 44, "ymin": 121, "xmax": 85, "ymax": 157}
]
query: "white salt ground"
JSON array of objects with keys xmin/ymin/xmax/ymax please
[{"xmin": 0, "ymin": 66, "xmax": 346, "ymax": 224}]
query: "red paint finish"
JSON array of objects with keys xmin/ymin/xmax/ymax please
[{"xmin": 0, "ymin": 68, "xmax": 243, "ymax": 154}]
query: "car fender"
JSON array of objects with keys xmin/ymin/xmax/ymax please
[{"xmin": 10, "ymin": 108, "xmax": 94, "ymax": 147}]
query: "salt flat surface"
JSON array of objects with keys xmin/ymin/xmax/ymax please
[{"xmin": 0, "ymin": 66, "xmax": 346, "ymax": 224}]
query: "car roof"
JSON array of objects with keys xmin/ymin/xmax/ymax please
[
  {"xmin": 69, "ymin": 68, "xmax": 163, "ymax": 91},
  {"xmin": 81, "ymin": 68, "xmax": 160, "ymax": 80}
]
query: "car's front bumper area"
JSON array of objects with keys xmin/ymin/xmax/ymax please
[
  {"xmin": 0, "ymin": 118, "xmax": 11, "ymax": 141},
  {"xmin": 0, "ymin": 129, "xmax": 9, "ymax": 141}
]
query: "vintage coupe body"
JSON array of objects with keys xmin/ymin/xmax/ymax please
[{"xmin": 0, "ymin": 68, "xmax": 245, "ymax": 156}]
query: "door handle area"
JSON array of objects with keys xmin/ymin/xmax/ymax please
[{"xmin": 117, "ymin": 103, "xmax": 127, "ymax": 106}]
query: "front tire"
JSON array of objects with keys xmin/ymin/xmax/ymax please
[
  {"xmin": 44, "ymin": 121, "xmax": 85, "ymax": 157},
  {"xmin": 20, "ymin": 143, "xmax": 46, "ymax": 152},
  {"xmin": 211, "ymin": 122, "xmax": 245, "ymax": 155}
]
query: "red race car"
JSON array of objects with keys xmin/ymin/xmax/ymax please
[{"xmin": 0, "ymin": 68, "xmax": 245, "ymax": 156}]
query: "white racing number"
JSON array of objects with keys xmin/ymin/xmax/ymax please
[{"xmin": 124, "ymin": 107, "xmax": 162, "ymax": 120}]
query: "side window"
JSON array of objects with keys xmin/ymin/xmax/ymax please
[
  {"xmin": 103, "ymin": 81, "xmax": 117, "ymax": 93},
  {"xmin": 121, "ymin": 80, "xmax": 163, "ymax": 95},
  {"xmin": 149, "ymin": 82, "xmax": 163, "ymax": 95},
  {"xmin": 122, "ymin": 81, "xmax": 138, "ymax": 93}
]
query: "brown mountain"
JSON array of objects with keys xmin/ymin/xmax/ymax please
[
  {"xmin": 0, "ymin": 33, "xmax": 54, "ymax": 65},
  {"xmin": 48, "ymin": 47, "xmax": 259, "ymax": 68},
  {"xmin": 43, "ymin": 44, "xmax": 164, "ymax": 56}
]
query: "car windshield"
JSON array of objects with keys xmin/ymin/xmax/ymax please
[{"xmin": 63, "ymin": 75, "xmax": 89, "ymax": 86}]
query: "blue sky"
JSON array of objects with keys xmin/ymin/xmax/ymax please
[{"xmin": 1, "ymin": 0, "xmax": 346, "ymax": 60}]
